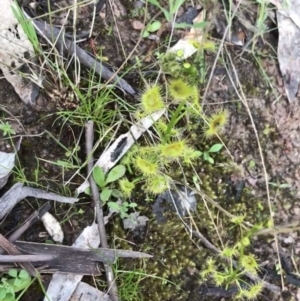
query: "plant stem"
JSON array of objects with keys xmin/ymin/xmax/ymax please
[{"xmin": 165, "ymin": 100, "xmax": 186, "ymax": 141}]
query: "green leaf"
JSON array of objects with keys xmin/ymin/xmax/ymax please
[
  {"xmin": 0, "ymin": 288, "xmax": 6, "ymax": 299},
  {"xmin": 18, "ymin": 270, "xmax": 30, "ymax": 280},
  {"xmin": 9, "ymin": 271, "xmax": 31, "ymax": 292},
  {"xmin": 208, "ymin": 157, "xmax": 214, "ymax": 164},
  {"xmin": 279, "ymin": 183, "xmax": 291, "ymax": 189},
  {"xmin": 129, "ymin": 203, "xmax": 137, "ymax": 208},
  {"xmin": 147, "ymin": 0, "xmax": 170, "ymax": 21},
  {"xmin": 147, "ymin": 0, "xmax": 160, "ymax": 6},
  {"xmin": 93, "ymin": 166, "xmax": 106, "ymax": 188},
  {"xmin": 120, "ymin": 207, "xmax": 126, "ymax": 213},
  {"xmin": 142, "ymin": 30, "xmax": 150, "ymax": 38},
  {"xmin": 8, "ymin": 270, "xmax": 17, "ymax": 278},
  {"xmin": 208, "ymin": 144, "xmax": 223, "ymax": 153},
  {"xmin": 269, "ymin": 182, "xmax": 291, "ymax": 189},
  {"xmin": 120, "ymin": 212, "xmax": 129, "ymax": 219},
  {"xmin": 84, "ymin": 187, "xmax": 91, "ymax": 196},
  {"xmin": 105, "ymin": 165, "xmax": 126, "ymax": 184},
  {"xmin": 203, "ymin": 152, "xmax": 209, "ymax": 161},
  {"xmin": 170, "ymin": 0, "xmax": 185, "ymax": 13},
  {"xmin": 194, "ymin": 150, "xmax": 202, "ymax": 156},
  {"xmin": 174, "ymin": 21, "xmax": 207, "ymax": 29},
  {"xmin": 147, "ymin": 21, "xmax": 161, "ymax": 33},
  {"xmin": 12, "ymin": 278, "xmax": 22, "ymax": 288},
  {"xmin": 5, "ymin": 293, "xmax": 15, "ymax": 301},
  {"xmin": 108, "ymin": 202, "xmax": 120, "ymax": 211},
  {"xmin": 100, "ymin": 188, "xmax": 112, "ymax": 202},
  {"xmin": 111, "ymin": 189, "xmax": 123, "ymax": 198},
  {"xmin": 11, "ymin": 1, "xmax": 40, "ymax": 51},
  {"xmin": 248, "ymin": 160, "xmax": 256, "ymax": 168}
]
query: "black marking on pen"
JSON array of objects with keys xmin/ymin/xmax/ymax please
[{"xmin": 110, "ymin": 136, "xmax": 128, "ymax": 162}]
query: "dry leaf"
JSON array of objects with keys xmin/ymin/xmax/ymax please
[
  {"xmin": 169, "ymin": 10, "xmax": 204, "ymax": 60},
  {"xmin": 131, "ymin": 20, "xmax": 144, "ymax": 31}
]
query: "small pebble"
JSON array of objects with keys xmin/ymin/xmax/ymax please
[
  {"xmin": 134, "ymin": 0, "xmax": 144, "ymax": 9},
  {"xmin": 131, "ymin": 20, "xmax": 144, "ymax": 31}
]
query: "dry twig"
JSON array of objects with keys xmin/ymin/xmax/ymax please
[
  {"xmin": 85, "ymin": 120, "xmax": 119, "ymax": 301},
  {"xmin": 23, "ymin": 12, "xmax": 135, "ymax": 95},
  {"xmin": 5, "ymin": 202, "xmax": 51, "ymax": 248},
  {"xmin": 0, "ymin": 234, "xmax": 37, "ymax": 276}
]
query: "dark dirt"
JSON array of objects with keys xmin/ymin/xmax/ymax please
[
  {"xmin": 0, "ymin": 75, "xmax": 95, "ymax": 243},
  {"xmin": 2, "ymin": 1, "xmax": 300, "ymax": 301}
]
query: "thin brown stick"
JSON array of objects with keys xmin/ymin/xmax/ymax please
[
  {"xmin": 0, "ymin": 254, "xmax": 54, "ymax": 262},
  {"xmin": 85, "ymin": 120, "xmax": 119, "ymax": 301},
  {"xmin": 0, "ymin": 234, "xmax": 37, "ymax": 276},
  {"xmin": 27, "ymin": 15, "xmax": 135, "ymax": 95},
  {"xmin": 7, "ymin": 202, "xmax": 51, "ymax": 247}
]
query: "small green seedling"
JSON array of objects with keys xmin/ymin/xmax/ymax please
[
  {"xmin": 0, "ymin": 282, "xmax": 15, "ymax": 301},
  {"xmin": 200, "ymin": 143, "xmax": 223, "ymax": 164},
  {"xmin": 108, "ymin": 201, "xmax": 137, "ymax": 219},
  {"xmin": 6, "ymin": 269, "xmax": 31, "ymax": 293},
  {"xmin": 248, "ymin": 160, "xmax": 256, "ymax": 169},
  {"xmin": 0, "ymin": 122, "xmax": 16, "ymax": 136},
  {"xmin": 92, "ymin": 165, "xmax": 138, "ymax": 219},
  {"xmin": 142, "ymin": 21, "xmax": 161, "ymax": 38},
  {"xmin": 92, "ymin": 165, "xmax": 126, "ymax": 202},
  {"xmin": 0, "ymin": 269, "xmax": 32, "ymax": 301}
]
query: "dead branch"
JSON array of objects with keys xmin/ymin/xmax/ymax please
[
  {"xmin": 0, "ymin": 254, "xmax": 54, "ymax": 262},
  {"xmin": 85, "ymin": 120, "xmax": 119, "ymax": 301},
  {"xmin": 0, "ymin": 234, "xmax": 36, "ymax": 276},
  {"xmin": 25, "ymin": 13, "xmax": 136, "ymax": 96},
  {"xmin": 6, "ymin": 202, "xmax": 51, "ymax": 248}
]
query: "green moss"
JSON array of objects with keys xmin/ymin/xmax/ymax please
[
  {"xmin": 111, "ymin": 144, "xmax": 271, "ymax": 300},
  {"xmin": 110, "ymin": 47, "xmax": 273, "ymax": 300}
]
